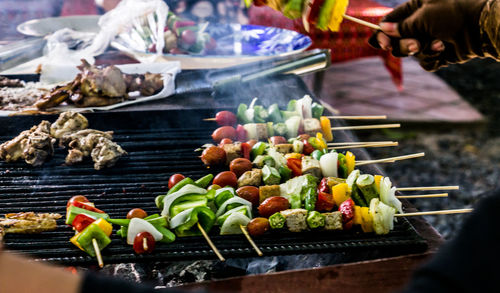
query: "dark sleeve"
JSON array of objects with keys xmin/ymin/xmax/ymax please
[
  {"xmin": 401, "ymin": 188, "xmax": 500, "ymax": 293},
  {"xmin": 80, "ymin": 271, "xmax": 207, "ymax": 293},
  {"xmin": 480, "ymin": 0, "xmax": 500, "ymax": 59}
]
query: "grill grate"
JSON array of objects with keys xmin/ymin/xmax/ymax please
[{"xmin": 0, "ymin": 74, "xmax": 427, "ymax": 265}]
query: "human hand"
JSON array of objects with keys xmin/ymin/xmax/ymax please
[{"xmin": 369, "ymin": 0, "xmax": 488, "ymax": 71}]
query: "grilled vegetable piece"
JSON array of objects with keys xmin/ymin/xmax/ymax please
[
  {"xmin": 70, "ymin": 219, "xmax": 112, "ymax": 257},
  {"xmin": 280, "ymin": 209, "xmax": 308, "ymax": 232},
  {"xmin": 324, "ymin": 211, "xmax": 343, "ymax": 230},
  {"xmin": 302, "ymin": 156, "xmax": 321, "ymax": 177},
  {"xmin": 269, "ymin": 212, "xmax": 286, "ymax": 229},
  {"xmin": 307, "ymin": 211, "xmax": 325, "ymax": 229},
  {"xmin": 303, "ymin": 118, "xmax": 322, "ymax": 137},
  {"xmin": 356, "ymin": 174, "xmax": 379, "ymax": 204},
  {"xmin": 237, "ymin": 168, "xmax": 262, "ymax": 187},
  {"xmin": 304, "ymin": 187, "xmax": 317, "ymax": 211},
  {"xmin": 259, "ymin": 185, "xmax": 281, "ymax": 203},
  {"xmin": 262, "ymin": 165, "xmax": 281, "ymax": 185},
  {"xmin": 0, "ymin": 212, "xmax": 61, "ymax": 234},
  {"xmin": 169, "ymin": 206, "xmax": 216, "ymax": 237}
]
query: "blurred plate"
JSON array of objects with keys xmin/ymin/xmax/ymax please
[
  {"xmin": 111, "ymin": 24, "xmax": 312, "ymax": 69},
  {"xmin": 17, "ymin": 15, "xmax": 100, "ymax": 37}
]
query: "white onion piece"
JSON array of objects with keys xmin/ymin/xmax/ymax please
[
  {"xmin": 169, "ymin": 207, "xmax": 194, "ymax": 229},
  {"xmin": 320, "ymin": 152, "xmax": 338, "ymax": 178},
  {"xmin": 215, "ymin": 187, "xmax": 235, "ymax": 196},
  {"xmin": 161, "ymin": 184, "xmax": 206, "ymax": 217},
  {"xmin": 215, "ymin": 197, "xmax": 252, "ymax": 218},
  {"xmin": 379, "ymin": 177, "xmax": 403, "ymax": 214},
  {"xmin": 127, "ymin": 218, "xmax": 163, "ymax": 245},
  {"xmin": 220, "ymin": 212, "xmax": 251, "ymax": 235},
  {"xmin": 369, "ymin": 198, "xmax": 395, "ymax": 235},
  {"xmin": 243, "ymin": 124, "xmax": 258, "ymax": 140},
  {"xmin": 297, "ymin": 95, "xmax": 312, "ymax": 119}
]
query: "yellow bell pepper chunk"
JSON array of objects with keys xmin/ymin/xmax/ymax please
[
  {"xmin": 331, "ymin": 183, "xmax": 349, "ymax": 207},
  {"xmin": 285, "ymin": 153, "xmax": 302, "ymax": 160},
  {"xmin": 374, "ymin": 175, "xmax": 383, "ymax": 193},
  {"xmin": 320, "ymin": 117, "xmax": 333, "ymax": 142},
  {"xmin": 94, "ymin": 218, "xmax": 112, "ymax": 237},
  {"xmin": 329, "ymin": 0, "xmax": 349, "ymax": 32},
  {"xmin": 315, "ymin": 132, "xmax": 328, "ymax": 150},
  {"xmin": 70, "ymin": 232, "xmax": 84, "ymax": 251},
  {"xmin": 353, "ymin": 205, "xmax": 363, "ymax": 225},
  {"xmin": 360, "ymin": 207, "xmax": 374, "ymax": 233},
  {"xmin": 345, "ymin": 151, "xmax": 355, "ymax": 175}
]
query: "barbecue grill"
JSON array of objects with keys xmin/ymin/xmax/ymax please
[{"xmin": 0, "ymin": 70, "xmax": 427, "ymax": 266}]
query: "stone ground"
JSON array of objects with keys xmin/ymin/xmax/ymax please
[{"xmin": 304, "ymin": 57, "xmax": 500, "ymax": 239}]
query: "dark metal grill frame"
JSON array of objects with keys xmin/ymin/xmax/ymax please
[{"xmin": 0, "ymin": 73, "xmax": 427, "ymax": 265}]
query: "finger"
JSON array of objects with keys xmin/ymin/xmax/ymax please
[
  {"xmin": 380, "ymin": 22, "xmax": 400, "ymax": 38},
  {"xmin": 401, "ymin": 39, "xmax": 421, "ymax": 55},
  {"xmin": 377, "ymin": 32, "xmax": 392, "ymax": 50},
  {"xmin": 431, "ymin": 40, "xmax": 445, "ymax": 52},
  {"xmin": 383, "ymin": 0, "xmax": 423, "ymax": 23}
]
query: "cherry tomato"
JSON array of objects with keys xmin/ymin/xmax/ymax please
[
  {"xmin": 236, "ymin": 186, "xmax": 259, "ymax": 206},
  {"xmin": 127, "ymin": 208, "xmax": 148, "ymax": 219},
  {"xmin": 269, "ymin": 136, "xmax": 287, "ymax": 145},
  {"xmin": 247, "ymin": 217, "xmax": 270, "ymax": 237},
  {"xmin": 258, "ymin": 196, "xmax": 290, "ymax": 218},
  {"xmin": 318, "ymin": 178, "xmax": 330, "ymax": 193},
  {"xmin": 236, "ymin": 124, "xmax": 247, "ymax": 142},
  {"xmin": 229, "ymin": 158, "xmax": 253, "ymax": 178},
  {"xmin": 168, "ymin": 174, "xmax": 186, "ymax": 189},
  {"xmin": 212, "ymin": 126, "xmax": 237, "ymax": 142},
  {"xmin": 213, "ymin": 171, "xmax": 238, "ymax": 188},
  {"xmin": 201, "ymin": 146, "xmax": 226, "ymax": 166},
  {"xmin": 181, "ymin": 29, "xmax": 197, "ymax": 46},
  {"xmin": 67, "ymin": 195, "xmax": 89, "ymax": 209},
  {"xmin": 339, "ymin": 199, "xmax": 355, "ymax": 230},
  {"xmin": 218, "ymin": 138, "xmax": 233, "ymax": 147},
  {"xmin": 302, "ymin": 140, "xmax": 315, "ymax": 155},
  {"xmin": 215, "ymin": 111, "xmax": 237, "ymax": 126},
  {"xmin": 133, "ymin": 232, "xmax": 156, "ymax": 254}
]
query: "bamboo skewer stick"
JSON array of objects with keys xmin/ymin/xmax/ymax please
[
  {"xmin": 240, "ymin": 225, "xmax": 263, "ymax": 256},
  {"xmin": 329, "ymin": 142, "xmax": 398, "ymax": 150},
  {"xmin": 395, "ymin": 208, "xmax": 473, "ymax": 217},
  {"xmin": 396, "ymin": 193, "xmax": 448, "ymax": 199},
  {"xmin": 203, "ymin": 118, "xmax": 216, "ymax": 121},
  {"xmin": 356, "ymin": 152, "xmax": 425, "ymax": 166},
  {"xmin": 343, "ymin": 14, "xmax": 381, "ymax": 30},
  {"xmin": 197, "ymin": 222, "xmax": 225, "ymax": 261},
  {"xmin": 325, "ymin": 115, "xmax": 387, "ymax": 120},
  {"xmin": 92, "ymin": 238, "xmax": 104, "ymax": 268},
  {"xmin": 331, "ymin": 124, "xmax": 400, "ymax": 131},
  {"xmin": 328, "ymin": 141, "xmax": 396, "ymax": 146},
  {"xmin": 396, "ymin": 186, "xmax": 460, "ymax": 191}
]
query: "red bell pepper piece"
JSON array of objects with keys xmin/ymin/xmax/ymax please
[
  {"xmin": 318, "ymin": 178, "xmax": 330, "ymax": 193},
  {"xmin": 315, "ymin": 191, "xmax": 335, "ymax": 212},
  {"xmin": 72, "ymin": 213, "xmax": 95, "ymax": 232},
  {"xmin": 307, "ymin": 0, "xmax": 325, "ymax": 25},
  {"xmin": 70, "ymin": 201, "xmax": 105, "ymax": 214},
  {"xmin": 241, "ymin": 142, "xmax": 251, "ymax": 160},
  {"xmin": 339, "ymin": 199, "xmax": 355, "ymax": 230},
  {"xmin": 302, "ymin": 139, "xmax": 315, "ymax": 155},
  {"xmin": 287, "ymin": 158, "xmax": 302, "ymax": 177},
  {"xmin": 236, "ymin": 124, "xmax": 247, "ymax": 142}
]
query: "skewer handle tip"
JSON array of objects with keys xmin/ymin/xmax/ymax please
[
  {"xmin": 240, "ymin": 225, "xmax": 263, "ymax": 257},
  {"xmin": 92, "ymin": 238, "xmax": 104, "ymax": 268}
]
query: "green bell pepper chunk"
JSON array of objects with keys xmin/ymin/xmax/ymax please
[
  {"xmin": 269, "ymin": 212, "xmax": 286, "ymax": 229},
  {"xmin": 278, "ymin": 165, "xmax": 292, "ymax": 183},
  {"xmin": 175, "ymin": 206, "xmax": 216, "ymax": 237},
  {"xmin": 268, "ymin": 104, "xmax": 283, "ymax": 123},
  {"xmin": 145, "ymin": 213, "xmax": 160, "ymax": 220},
  {"xmin": 262, "ymin": 165, "xmax": 281, "ymax": 185},
  {"xmin": 65, "ymin": 206, "xmax": 109, "ymax": 225},
  {"xmin": 287, "ymin": 99, "xmax": 297, "ymax": 111},
  {"xmin": 214, "ymin": 190, "xmax": 234, "ymax": 209},
  {"xmin": 307, "ymin": 211, "xmax": 325, "ymax": 229},
  {"xmin": 311, "ymin": 102, "xmax": 324, "ymax": 120},
  {"xmin": 76, "ymin": 222, "xmax": 111, "ymax": 257},
  {"xmin": 283, "ymin": 0, "xmax": 304, "ymax": 19},
  {"xmin": 304, "ymin": 187, "xmax": 317, "ymax": 211},
  {"xmin": 170, "ymin": 197, "xmax": 208, "ymax": 218},
  {"xmin": 351, "ymin": 184, "xmax": 368, "ymax": 207},
  {"xmin": 308, "ymin": 137, "xmax": 321, "ymax": 150},
  {"xmin": 107, "ymin": 218, "xmax": 130, "ymax": 226},
  {"xmin": 290, "ymin": 193, "xmax": 302, "ymax": 209},
  {"xmin": 237, "ymin": 103, "xmax": 252, "ymax": 124},
  {"xmin": 205, "ymin": 189, "xmax": 216, "ymax": 201},
  {"xmin": 116, "ymin": 226, "xmax": 127, "ymax": 238},
  {"xmin": 155, "ymin": 225, "xmax": 176, "ymax": 243},
  {"xmin": 250, "ymin": 142, "xmax": 267, "ymax": 160},
  {"xmin": 253, "ymin": 105, "xmax": 268, "ymax": 123},
  {"xmin": 337, "ymin": 153, "xmax": 348, "ymax": 179},
  {"xmin": 195, "ymin": 174, "xmax": 213, "ymax": 188},
  {"xmin": 311, "ymin": 149, "xmax": 324, "ymax": 161},
  {"xmin": 273, "ymin": 123, "xmax": 288, "ymax": 136},
  {"xmin": 317, "ymin": 0, "xmax": 336, "ymax": 30},
  {"xmin": 281, "ymin": 110, "xmax": 300, "ymax": 121}
]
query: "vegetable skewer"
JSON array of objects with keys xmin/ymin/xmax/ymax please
[
  {"xmin": 205, "ymin": 115, "xmax": 387, "ymax": 122},
  {"xmin": 240, "ymin": 225, "xmax": 264, "ymax": 256},
  {"xmin": 197, "ymin": 222, "xmax": 225, "ymax": 261},
  {"xmin": 394, "ymin": 208, "xmax": 473, "ymax": 217}
]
